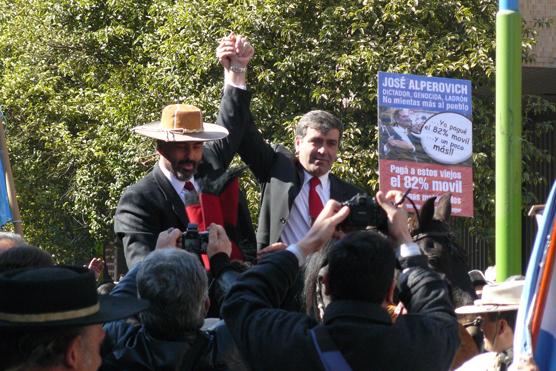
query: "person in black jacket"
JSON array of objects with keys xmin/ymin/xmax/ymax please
[
  {"xmin": 222, "ymin": 191, "xmax": 460, "ymax": 371},
  {"xmin": 114, "ymin": 96, "xmax": 257, "ymax": 272},
  {"xmin": 101, "ymin": 224, "xmax": 247, "ymax": 371},
  {"xmin": 216, "ymin": 34, "xmax": 362, "ymax": 251}
]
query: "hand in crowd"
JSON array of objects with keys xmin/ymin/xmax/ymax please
[
  {"xmin": 87, "ymin": 257, "xmax": 104, "ymax": 280},
  {"xmin": 375, "ymin": 190, "xmax": 413, "ymax": 246},
  {"xmin": 207, "ymin": 223, "xmax": 232, "ymax": 258},
  {"xmin": 257, "ymin": 242, "xmax": 287, "ymax": 261},
  {"xmin": 297, "ymin": 199, "xmax": 350, "ymax": 257},
  {"xmin": 155, "ymin": 227, "xmax": 182, "ymax": 249}
]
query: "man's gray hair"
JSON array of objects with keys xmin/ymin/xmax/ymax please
[
  {"xmin": 295, "ymin": 110, "xmax": 344, "ymax": 139},
  {"xmin": 0, "ymin": 232, "xmax": 25, "ymax": 250},
  {"xmin": 137, "ymin": 249, "xmax": 208, "ymax": 339}
]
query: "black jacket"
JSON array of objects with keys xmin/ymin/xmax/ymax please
[
  {"xmin": 101, "ymin": 253, "xmax": 247, "ymax": 371},
  {"xmin": 222, "ymin": 251, "xmax": 460, "ymax": 371},
  {"xmin": 114, "ymin": 88, "xmax": 257, "ymax": 270},
  {"xmin": 220, "ymin": 86, "xmax": 362, "ymax": 249}
]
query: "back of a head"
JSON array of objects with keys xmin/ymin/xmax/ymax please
[
  {"xmin": 137, "ymin": 248, "xmax": 208, "ymax": 339},
  {"xmin": 295, "ymin": 110, "xmax": 343, "ymax": 138},
  {"xmin": 0, "ymin": 245, "xmax": 54, "ymax": 273},
  {"xmin": 0, "ymin": 326, "xmax": 86, "ymax": 371},
  {"xmin": 327, "ymin": 230, "xmax": 396, "ymax": 303},
  {"xmin": 0, "ymin": 232, "xmax": 25, "ymax": 253}
]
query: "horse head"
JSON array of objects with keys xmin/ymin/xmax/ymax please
[{"xmin": 410, "ymin": 193, "xmax": 476, "ymax": 308}]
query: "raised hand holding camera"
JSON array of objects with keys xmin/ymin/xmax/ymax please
[{"xmin": 375, "ymin": 190, "xmax": 413, "ymax": 246}]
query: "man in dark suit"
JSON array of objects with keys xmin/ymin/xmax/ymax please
[
  {"xmin": 114, "ymin": 96, "xmax": 256, "ymax": 271},
  {"xmin": 216, "ymin": 35, "xmax": 363, "ymax": 251}
]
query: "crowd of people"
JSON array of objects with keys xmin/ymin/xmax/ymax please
[{"xmin": 0, "ymin": 33, "xmax": 536, "ymax": 371}]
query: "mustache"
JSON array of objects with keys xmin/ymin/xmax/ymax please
[{"xmin": 175, "ymin": 159, "xmax": 196, "ymax": 166}]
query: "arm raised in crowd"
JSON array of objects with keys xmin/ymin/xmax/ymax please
[
  {"xmin": 377, "ymin": 190, "xmax": 460, "ymax": 370},
  {"xmin": 221, "ymin": 201, "xmax": 350, "ymax": 369},
  {"xmin": 215, "ymin": 33, "xmax": 278, "ymax": 184},
  {"xmin": 206, "ymin": 34, "xmax": 256, "ymax": 170}
]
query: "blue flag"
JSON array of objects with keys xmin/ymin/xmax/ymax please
[
  {"xmin": 0, "ymin": 149, "xmax": 12, "ymax": 227},
  {"xmin": 0, "ymin": 110, "xmax": 13, "ymax": 227},
  {"xmin": 513, "ymin": 180, "xmax": 556, "ymax": 370}
]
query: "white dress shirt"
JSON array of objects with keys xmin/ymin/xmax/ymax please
[{"xmin": 280, "ymin": 170, "xmax": 330, "ymax": 246}]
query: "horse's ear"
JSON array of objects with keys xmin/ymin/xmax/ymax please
[
  {"xmin": 434, "ymin": 193, "xmax": 452, "ymax": 222},
  {"xmin": 419, "ymin": 196, "xmax": 437, "ymax": 229}
]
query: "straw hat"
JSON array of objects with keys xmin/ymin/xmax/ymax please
[
  {"xmin": 455, "ymin": 280, "xmax": 524, "ymax": 315},
  {"xmin": 133, "ymin": 104, "xmax": 229, "ymax": 142},
  {"xmin": 0, "ymin": 266, "xmax": 148, "ymax": 328}
]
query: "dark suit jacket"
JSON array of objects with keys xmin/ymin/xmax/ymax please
[
  {"xmin": 221, "ymin": 87, "xmax": 363, "ymax": 248},
  {"xmin": 114, "ymin": 88, "xmax": 256, "ymax": 270}
]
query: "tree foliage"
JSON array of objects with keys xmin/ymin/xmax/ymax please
[{"xmin": 0, "ymin": 0, "xmax": 553, "ymax": 262}]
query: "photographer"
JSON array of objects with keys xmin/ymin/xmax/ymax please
[
  {"xmin": 222, "ymin": 191, "xmax": 459, "ymax": 371},
  {"xmin": 101, "ymin": 224, "xmax": 247, "ymax": 371}
]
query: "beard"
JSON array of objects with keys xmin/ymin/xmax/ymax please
[{"xmin": 171, "ymin": 159, "xmax": 198, "ymax": 181}]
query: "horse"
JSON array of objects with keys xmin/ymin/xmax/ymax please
[
  {"xmin": 408, "ymin": 193, "xmax": 480, "ymax": 368},
  {"xmin": 408, "ymin": 193, "xmax": 476, "ymax": 308}
]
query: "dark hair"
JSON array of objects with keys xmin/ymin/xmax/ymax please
[
  {"xmin": 295, "ymin": 110, "xmax": 344, "ymax": 139},
  {"xmin": 486, "ymin": 310, "xmax": 518, "ymax": 331},
  {"xmin": 0, "ymin": 326, "xmax": 84, "ymax": 370},
  {"xmin": 327, "ymin": 231, "xmax": 396, "ymax": 303},
  {"xmin": 303, "ymin": 240, "xmax": 334, "ymax": 320},
  {"xmin": 0, "ymin": 245, "xmax": 54, "ymax": 273}
]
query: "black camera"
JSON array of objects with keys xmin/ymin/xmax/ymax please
[
  {"xmin": 340, "ymin": 193, "xmax": 388, "ymax": 232},
  {"xmin": 182, "ymin": 223, "xmax": 209, "ymax": 254}
]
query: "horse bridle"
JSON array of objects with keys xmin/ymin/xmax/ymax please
[{"xmin": 412, "ymin": 231, "xmax": 454, "ymax": 242}]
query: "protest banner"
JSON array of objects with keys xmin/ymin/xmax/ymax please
[{"xmin": 378, "ymin": 72, "xmax": 473, "ymax": 217}]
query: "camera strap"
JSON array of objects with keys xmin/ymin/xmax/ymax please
[{"xmin": 310, "ymin": 324, "xmax": 353, "ymax": 371}]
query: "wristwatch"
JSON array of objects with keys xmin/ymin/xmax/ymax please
[{"xmin": 230, "ymin": 64, "xmax": 247, "ymax": 73}]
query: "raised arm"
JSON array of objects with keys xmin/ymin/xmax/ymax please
[
  {"xmin": 203, "ymin": 34, "xmax": 255, "ymax": 169},
  {"xmin": 376, "ymin": 191, "xmax": 459, "ymax": 369},
  {"xmin": 211, "ymin": 33, "xmax": 278, "ymax": 183}
]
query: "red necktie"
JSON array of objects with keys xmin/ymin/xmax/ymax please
[
  {"xmin": 184, "ymin": 180, "xmax": 202, "ymax": 229},
  {"xmin": 183, "ymin": 180, "xmax": 210, "ymax": 268},
  {"xmin": 184, "ymin": 181, "xmax": 195, "ymax": 192},
  {"xmin": 309, "ymin": 177, "xmax": 323, "ymax": 220}
]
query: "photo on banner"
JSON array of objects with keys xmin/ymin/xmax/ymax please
[{"xmin": 377, "ymin": 72, "xmax": 473, "ymax": 217}]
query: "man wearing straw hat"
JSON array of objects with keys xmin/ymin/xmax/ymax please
[
  {"xmin": 114, "ymin": 92, "xmax": 257, "ymax": 271},
  {"xmin": 0, "ymin": 265, "xmax": 148, "ymax": 370},
  {"xmin": 455, "ymin": 279, "xmax": 525, "ymax": 370}
]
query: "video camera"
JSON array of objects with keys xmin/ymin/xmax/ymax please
[
  {"xmin": 340, "ymin": 193, "xmax": 388, "ymax": 232},
  {"xmin": 182, "ymin": 223, "xmax": 209, "ymax": 254}
]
